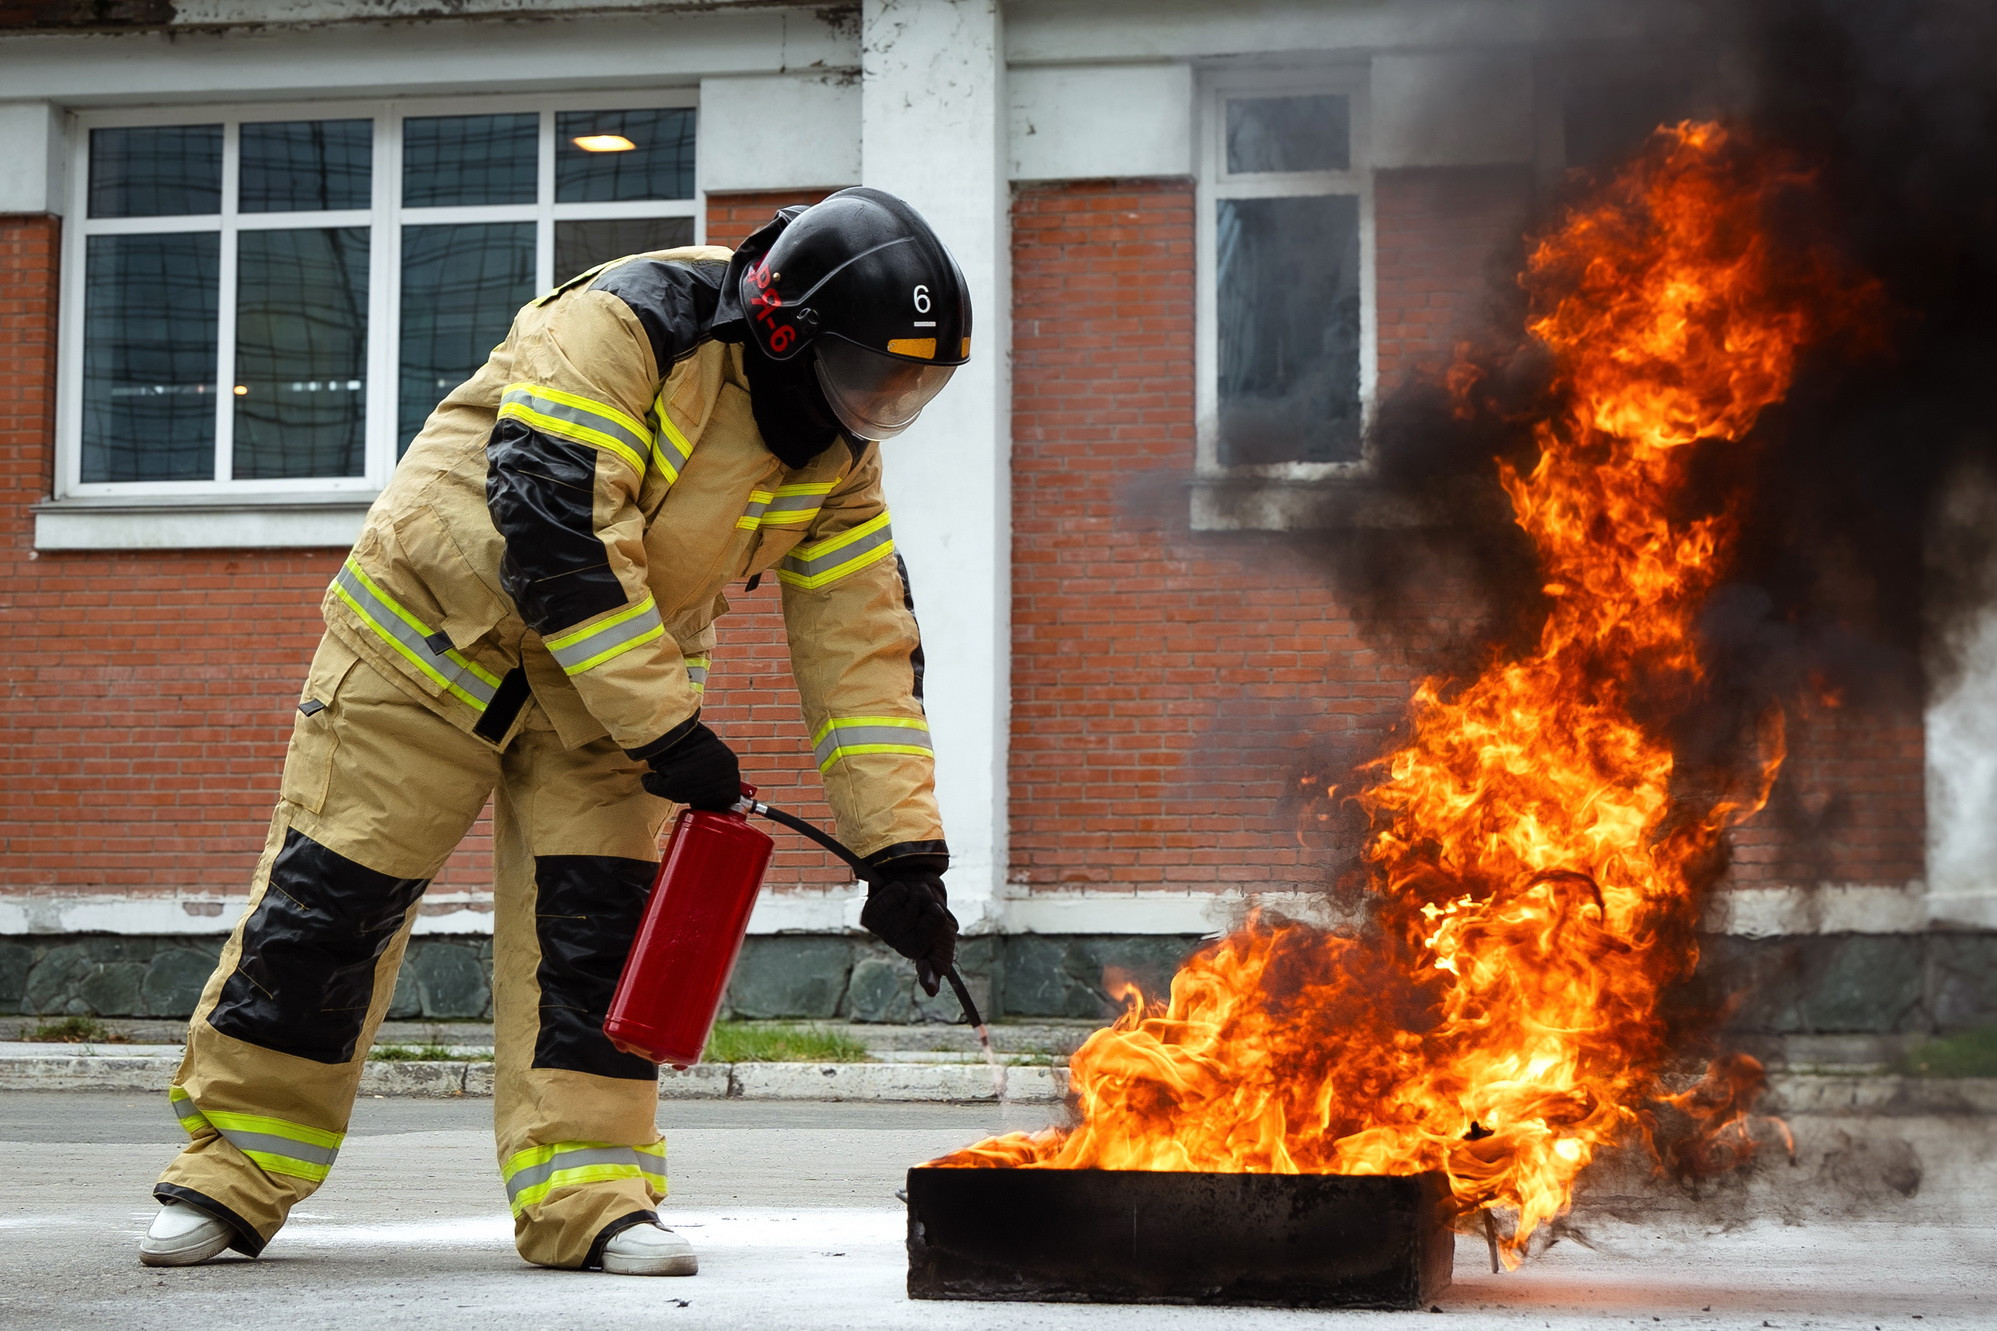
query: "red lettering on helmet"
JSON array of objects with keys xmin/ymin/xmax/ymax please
[{"xmin": 769, "ymin": 325, "xmax": 794, "ymax": 353}]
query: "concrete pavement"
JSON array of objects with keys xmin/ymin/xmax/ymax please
[{"xmin": 1, "ymin": 1091, "xmax": 1993, "ymax": 1329}]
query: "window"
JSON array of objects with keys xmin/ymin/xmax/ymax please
[
  {"xmin": 54, "ymin": 95, "xmax": 698, "ymax": 519},
  {"xmin": 1197, "ymin": 71, "xmax": 1373, "ymax": 486}
]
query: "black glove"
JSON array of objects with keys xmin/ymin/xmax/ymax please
[
  {"xmin": 859, "ymin": 853, "xmax": 957, "ymax": 996},
  {"xmin": 636, "ymin": 721, "xmax": 740, "ymax": 811}
]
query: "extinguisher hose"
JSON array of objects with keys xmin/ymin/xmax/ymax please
[{"xmin": 744, "ymin": 800, "xmax": 986, "ymax": 1031}]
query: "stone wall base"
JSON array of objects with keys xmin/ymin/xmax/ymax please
[{"xmin": 3, "ymin": 931, "xmax": 1995, "ymax": 1032}]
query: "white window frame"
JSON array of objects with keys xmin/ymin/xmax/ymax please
[
  {"xmin": 46, "ymin": 90, "xmax": 700, "ymax": 537},
  {"xmin": 1195, "ymin": 66, "xmax": 1375, "ymax": 488}
]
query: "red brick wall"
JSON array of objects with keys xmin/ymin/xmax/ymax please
[
  {"xmin": 1006, "ymin": 175, "xmax": 1925, "ymax": 896},
  {"xmin": 1374, "ymin": 166, "xmax": 1535, "ymax": 390},
  {"xmin": 1009, "ymin": 179, "xmax": 1487, "ymax": 894},
  {"xmin": 0, "ymin": 213, "xmax": 342, "ymax": 901}
]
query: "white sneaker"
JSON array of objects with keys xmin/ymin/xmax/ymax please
[
  {"xmin": 138, "ymin": 1200, "xmax": 234, "ymax": 1267},
  {"xmin": 600, "ymin": 1221, "xmax": 698, "ymax": 1276}
]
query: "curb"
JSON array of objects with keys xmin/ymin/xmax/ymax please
[{"xmin": 0, "ymin": 1054, "xmax": 1070, "ymax": 1103}]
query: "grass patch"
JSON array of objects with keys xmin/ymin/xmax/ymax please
[
  {"xmin": 18, "ymin": 1016, "xmax": 129, "ymax": 1044},
  {"xmin": 1899, "ymin": 1027, "xmax": 1997, "ymax": 1078},
  {"xmin": 702, "ymin": 1021, "xmax": 871, "ymax": 1064},
  {"xmin": 368, "ymin": 1043, "xmax": 488, "ymax": 1063}
]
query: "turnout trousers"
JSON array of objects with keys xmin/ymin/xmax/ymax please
[{"xmin": 156, "ymin": 632, "xmax": 671, "ymax": 1269}]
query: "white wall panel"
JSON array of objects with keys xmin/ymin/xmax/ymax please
[
  {"xmin": 1371, "ymin": 51, "xmax": 1534, "ymax": 168},
  {"xmin": 0, "ymin": 103, "xmax": 65, "ymax": 214},
  {"xmin": 1008, "ymin": 64, "xmax": 1192, "ymax": 182},
  {"xmin": 699, "ymin": 74, "xmax": 861, "ymax": 193}
]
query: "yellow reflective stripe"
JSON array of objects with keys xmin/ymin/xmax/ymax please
[
  {"xmin": 776, "ymin": 512, "xmax": 895, "ymax": 590},
  {"xmin": 736, "ymin": 489, "xmax": 774, "ymax": 531},
  {"xmin": 759, "ymin": 480, "xmax": 839, "ymax": 528},
  {"xmin": 498, "ymin": 383, "xmax": 651, "ymax": 476},
  {"xmin": 543, "ymin": 595, "xmax": 665, "ymax": 675},
  {"xmin": 330, "ymin": 559, "xmax": 501, "ymax": 710},
  {"xmin": 239, "ymin": 1149, "xmax": 333, "ymax": 1183},
  {"xmin": 810, "ymin": 716, "xmax": 933, "ymax": 773},
  {"xmin": 648, "ymin": 391, "xmax": 696, "ymax": 484},
  {"xmin": 497, "ymin": 402, "xmax": 645, "ymax": 477},
  {"xmin": 684, "ymin": 653, "xmax": 710, "ymax": 696},
  {"xmin": 192, "ymin": 1106, "xmax": 345, "ymax": 1182},
  {"xmin": 502, "ymin": 1141, "xmax": 668, "ymax": 1218},
  {"xmin": 169, "ymin": 1086, "xmax": 209, "ymax": 1134}
]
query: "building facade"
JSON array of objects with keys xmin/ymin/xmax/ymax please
[{"xmin": 0, "ymin": 0, "xmax": 1987, "ymax": 1040}]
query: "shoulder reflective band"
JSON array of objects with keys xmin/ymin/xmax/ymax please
[
  {"xmin": 649, "ymin": 391, "xmax": 696, "ymax": 485},
  {"xmin": 684, "ymin": 652, "xmax": 710, "ymax": 696},
  {"xmin": 168, "ymin": 1087, "xmax": 344, "ymax": 1184},
  {"xmin": 543, "ymin": 594, "xmax": 665, "ymax": 675},
  {"xmin": 498, "ymin": 383, "xmax": 651, "ymax": 477},
  {"xmin": 776, "ymin": 512, "xmax": 895, "ymax": 590},
  {"xmin": 332, "ymin": 559, "xmax": 502, "ymax": 712},
  {"xmin": 736, "ymin": 489, "xmax": 774, "ymax": 530},
  {"xmin": 758, "ymin": 480, "xmax": 839, "ymax": 528},
  {"xmin": 501, "ymin": 1140, "xmax": 668, "ymax": 1217},
  {"xmin": 811, "ymin": 715, "xmax": 932, "ymax": 773}
]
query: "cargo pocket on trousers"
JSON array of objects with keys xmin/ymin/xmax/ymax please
[{"xmin": 280, "ymin": 637, "xmax": 362, "ymax": 816}]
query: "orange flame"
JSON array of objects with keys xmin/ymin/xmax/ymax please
[{"xmin": 939, "ymin": 125, "xmax": 1874, "ymax": 1262}]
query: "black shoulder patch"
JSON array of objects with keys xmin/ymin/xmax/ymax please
[
  {"xmin": 486, "ymin": 419, "xmax": 628, "ymax": 634},
  {"xmin": 590, "ymin": 258, "xmax": 729, "ymax": 377}
]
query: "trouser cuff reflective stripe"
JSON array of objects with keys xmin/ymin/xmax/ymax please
[
  {"xmin": 168, "ymin": 1087, "xmax": 344, "ymax": 1183},
  {"xmin": 502, "ymin": 1141, "xmax": 669, "ymax": 1217},
  {"xmin": 810, "ymin": 716, "xmax": 933, "ymax": 773}
]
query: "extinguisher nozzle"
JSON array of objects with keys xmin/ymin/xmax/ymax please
[{"xmin": 943, "ymin": 965, "xmax": 984, "ymax": 1030}]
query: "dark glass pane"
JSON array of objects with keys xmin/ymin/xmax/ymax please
[
  {"xmin": 555, "ymin": 108, "xmax": 695, "ymax": 202},
  {"xmin": 234, "ymin": 228, "xmax": 370, "ymax": 479},
  {"xmin": 402, "ymin": 114, "xmax": 538, "ymax": 207},
  {"xmin": 1225, "ymin": 95, "xmax": 1350, "ymax": 174},
  {"xmin": 81, "ymin": 233, "xmax": 219, "ymax": 482},
  {"xmin": 1217, "ymin": 195, "xmax": 1361, "ymax": 465},
  {"xmin": 88, "ymin": 125, "xmax": 222, "ymax": 218},
  {"xmin": 240, "ymin": 120, "xmax": 372, "ymax": 213},
  {"xmin": 399, "ymin": 222, "xmax": 535, "ymax": 450},
  {"xmin": 554, "ymin": 216, "xmax": 694, "ymax": 284}
]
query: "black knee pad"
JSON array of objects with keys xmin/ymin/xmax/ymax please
[
  {"xmin": 208, "ymin": 828, "xmax": 429, "ymax": 1063},
  {"xmin": 532, "ymin": 855, "xmax": 659, "ymax": 1080}
]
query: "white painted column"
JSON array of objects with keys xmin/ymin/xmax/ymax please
[
  {"xmin": 860, "ymin": 0, "xmax": 1010, "ymax": 931},
  {"xmin": 1928, "ymin": 464, "xmax": 1997, "ymax": 929}
]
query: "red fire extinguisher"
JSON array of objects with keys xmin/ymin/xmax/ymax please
[{"xmin": 604, "ymin": 784, "xmax": 981, "ymax": 1070}]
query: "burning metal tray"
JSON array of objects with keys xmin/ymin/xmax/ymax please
[{"xmin": 904, "ymin": 1166, "xmax": 1454, "ymax": 1309}]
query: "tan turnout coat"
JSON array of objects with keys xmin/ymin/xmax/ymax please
[{"xmin": 321, "ymin": 245, "xmax": 940, "ymax": 859}]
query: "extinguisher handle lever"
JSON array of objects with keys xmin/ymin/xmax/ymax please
[{"xmin": 747, "ymin": 800, "xmax": 984, "ymax": 1031}]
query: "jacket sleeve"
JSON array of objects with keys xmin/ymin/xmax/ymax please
[
  {"xmin": 485, "ymin": 288, "xmax": 695, "ymax": 752},
  {"xmin": 777, "ymin": 446, "xmax": 946, "ymax": 864}
]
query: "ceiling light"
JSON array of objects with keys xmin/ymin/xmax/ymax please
[{"xmin": 573, "ymin": 134, "xmax": 636, "ymax": 153}]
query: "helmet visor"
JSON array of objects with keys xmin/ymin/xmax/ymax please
[{"xmin": 813, "ymin": 338, "xmax": 955, "ymax": 441}]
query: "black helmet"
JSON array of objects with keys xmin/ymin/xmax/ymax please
[{"xmin": 738, "ymin": 187, "xmax": 971, "ymax": 441}]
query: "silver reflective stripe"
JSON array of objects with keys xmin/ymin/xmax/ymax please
[
  {"xmin": 653, "ymin": 419, "xmax": 694, "ymax": 480},
  {"xmin": 503, "ymin": 1146, "xmax": 651, "ymax": 1203},
  {"xmin": 545, "ymin": 600, "xmax": 664, "ymax": 674},
  {"xmin": 217, "ymin": 1128, "xmax": 340, "ymax": 1168},
  {"xmin": 684, "ymin": 656, "xmax": 709, "ymax": 691},
  {"xmin": 332, "ymin": 563, "xmax": 500, "ymax": 710},
  {"xmin": 762, "ymin": 490, "xmax": 829, "ymax": 521},
  {"xmin": 811, "ymin": 723, "xmax": 934, "ymax": 770},
  {"xmin": 499, "ymin": 386, "xmax": 651, "ymax": 469},
  {"xmin": 169, "ymin": 1090, "xmax": 207, "ymax": 1130},
  {"xmin": 782, "ymin": 523, "xmax": 893, "ymax": 580}
]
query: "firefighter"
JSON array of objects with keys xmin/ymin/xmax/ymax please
[{"xmin": 138, "ymin": 188, "xmax": 967, "ymax": 1276}]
